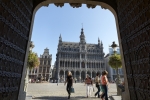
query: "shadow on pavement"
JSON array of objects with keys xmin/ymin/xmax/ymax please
[{"xmin": 32, "ymin": 96, "xmax": 105, "ymax": 100}]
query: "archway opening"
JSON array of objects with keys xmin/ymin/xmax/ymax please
[
  {"xmin": 81, "ymin": 71, "xmax": 85, "ymax": 82},
  {"xmin": 92, "ymin": 71, "xmax": 96, "ymax": 78},
  {"xmin": 87, "ymin": 71, "xmax": 91, "ymax": 78},
  {"xmin": 26, "ymin": 0, "xmax": 126, "ymax": 99}
]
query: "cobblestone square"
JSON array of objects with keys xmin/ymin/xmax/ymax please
[{"xmin": 26, "ymin": 83, "xmax": 117, "ymax": 100}]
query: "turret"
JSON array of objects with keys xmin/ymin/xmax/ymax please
[
  {"xmin": 98, "ymin": 37, "xmax": 100, "ymax": 46},
  {"xmin": 80, "ymin": 28, "xmax": 86, "ymax": 44},
  {"xmin": 101, "ymin": 41, "xmax": 103, "ymax": 46}
]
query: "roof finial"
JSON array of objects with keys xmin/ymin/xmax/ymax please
[
  {"xmin": 59, "ymin": 33, "xmax": 62, "ymax": 42},
  {"xmin": 81, "ymin": 23, "xmax": 84, "ymax": 33}
]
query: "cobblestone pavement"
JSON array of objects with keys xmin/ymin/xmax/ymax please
[{"xmin": 26, "ymin": 83, "xmax": 117, "ymax": 100}]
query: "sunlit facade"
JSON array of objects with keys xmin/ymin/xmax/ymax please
[{"xmin": 55, "ymin": 28, "xmax": 105, "ymax": 82}]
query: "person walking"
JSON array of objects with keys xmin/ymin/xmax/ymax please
[
  {"xmin": 64, "ymin": 71, "xmax": 73, "ymax": 99},
  {"xmin": 94, "ymin": 72, "xmax": 100, "ymax": 98},
  {"xmin": 101, "ymin": 70, "xmax": 109, "ymax": 100},
  {"xmin": 85, "ymin": 74, "xmax": 93, "ymax": 98}
]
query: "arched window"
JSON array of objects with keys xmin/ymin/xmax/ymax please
[{"xmin": 82, "ymin": 62, "xmax": 85, "ymax": 68}]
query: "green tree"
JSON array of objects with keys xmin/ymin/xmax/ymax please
[
  {"xmin": 27, "ymin": 51, "xmax": 39, "ymax": 69},
  {"xmin": 109, "ymin": 54, "xmax": 122, "ymax": 95},
  {"xmin": 108, "ymin": 54, "xmax": 122, "ymax": 69}
]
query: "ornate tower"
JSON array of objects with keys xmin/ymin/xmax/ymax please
[
  {"xmin": 80, "ymin": 28, "xmax": 86, "ymax": 44},
  {"xmin": 98, "ymin": 37, "xmax": 100, "ymax": 46},
  {"xmin": 59, "ymin": 34, "xmax": 62, "ymax": 43}
]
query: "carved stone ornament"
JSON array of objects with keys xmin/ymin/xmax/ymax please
[
  {"xmin": 101, "ymin": 6, "xmax": 107, "ymax": 9},
  {"xmin": 54, "ymin": 3, "xmax": 64, "ymax": 7},
  {"xmin": 69, "ymin": 3, "xmax": 82, "ymax": 8},
  {"xmin": 86, "ymin": 4, "xmax": 96, "ymax": 9}
]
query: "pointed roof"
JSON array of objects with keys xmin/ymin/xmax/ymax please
[
  {"xmin": 98, "ymin": 37, "xmax": 100, "ymax": 43},
  {"xmin": 80, "ymin": 28, "xmax": 85, "ymax": 37},
  {"xmin": 59, "ymin": 34, "xmax": 62, "ymax": 42}
]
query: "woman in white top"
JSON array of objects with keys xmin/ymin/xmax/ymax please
[{"xmin": 85, "ymin": 74, "xmax": 93, "ymax": 98}]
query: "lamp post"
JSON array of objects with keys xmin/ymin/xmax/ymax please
[{"xmin": 110, "ymin": 41, "xmax": 121, "ymax": 95}]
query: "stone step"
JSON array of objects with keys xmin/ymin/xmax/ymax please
[
  {"xmin": 111, "ymin": 95, "xmax": 122, "ymax": 100},
  {"xmin": 26, "ymin": 95, "xmax": 32, "ymax": 100}
]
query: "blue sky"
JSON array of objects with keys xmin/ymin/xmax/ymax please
[{"xmin": 31, "ymin": 4, "xmax": 118, "ymax": 65}]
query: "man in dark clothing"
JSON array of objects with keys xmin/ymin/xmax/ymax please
[{"xmin": 64, "ymin": 71, "xmax": 73, "ymax": 99}]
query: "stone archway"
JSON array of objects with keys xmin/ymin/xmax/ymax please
[
  {"xmin": 92, "ymin": 71, "xmax": 96, "ymax": 78},
  {"xmin": 1, "ymin": 0, "xmax": 150, "ymax": 100},
  {"xmin": 87, "ymin": 71, "xmax": 91, "ymax": 78},
  {"xmin": 76, "ymin": 71, "xmax": 80, "ymax": 82},
  {"xmin": 65, "ymin": 70, "xmax": 68, "ymax": 79},
  {"xmin": 97, "ymin": 71, "xmax": 101, "ymax": 76},
  {"xmin": 81, "ymin": 71, "xmax": 85, "ymax": 82}
]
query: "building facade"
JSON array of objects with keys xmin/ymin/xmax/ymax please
[
  {"xmin": 105, "ymin": 48, "xmax": 124, "ymax": 82},
  {"xmin": 55, "ymin": 28, "xmax": 105, "ymax": 82},
  {"xmin": 28, "ymin": 67, "xmax": 38, "ymax": 82},
  {"xmin": 38, "ymin": 48, "xmax": 52, "ymax": 81}
]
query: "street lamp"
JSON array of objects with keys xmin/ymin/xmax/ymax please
[
  {"xmin": 24, "ymin": 41, "xmax": 35, "ymax": 92},
  {"xmin": 110, "ymin": 41, "xmax": 121, "ymax": 95},
  {"xmin": 29, "ymin": 41, "xmax": 34, "ymax": 52}
]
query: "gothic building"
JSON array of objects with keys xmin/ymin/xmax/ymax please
[
  {"xmin": 55, "ymin": 28, "xmax": 105, "ymax": 82},
  {"xmin": 38, "ymin": 48, "xmax": 52, "ymax": 81}
]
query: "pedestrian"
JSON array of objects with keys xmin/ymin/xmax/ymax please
[
  {"xmin": 94, "ymin": 72, "xmax": 100, "ymax": 98},
  {"xmin": 101, "ymin": 70, "xmax": 109, "ymax": 100},
  {"xmin": 64, "ymin": 71, "xmax": 73, "ymax": 99},
  {"xmin": 29, "ymin": 79, "xmax": 31, "ymax": 83},
  {"xmin": 85, "ymin": 74, "xmax": 93, "ymax": 98}
]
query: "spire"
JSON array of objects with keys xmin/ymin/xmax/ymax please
[
  {"xmin": 98, "ymin": 37, "xmax": 100, "ymax": 44},
  {"xmin": 101, "ymin": 41, "xmax": 103, "ymax": 46},
  {"xmin": 80, "ymin": 27, "xmax": 86, "ymax": 44},
  {"xmin": 81, "ymin": 23, "xmax": 84, "ymax": 34},
  {"xmin": 81, "ymin": 28, "xmax": 84, "ymax": 34},
  {"xmin": 59, "ymin": 34, "xmax": 62, "ymax": 43}
]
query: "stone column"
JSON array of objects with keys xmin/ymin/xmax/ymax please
[
  {"xmin": 75, "ymin": 61, "xmax": 76, "ymax": 68},
  {"xmin": 85, "ymin": 61, "xmax": 87, "ymax": 78},
  {"xmin": 94, "ymin": 62, "xmax": 95, "ymax": 71},
  {"xmin": 72, "ymin": 60, "xmax": 73, "ymax": 68},
  {"xmin": 64, "ymin": 70, "xmax": 65, "ymax": 82},
  {"xmin": 80, "ymin": 61, "xmax": 81, "ymax": 69},
  {"xmin": 58, "ymin": 59, "xmax": 60, "ymax": 82},
  {"xmin": 100, "ymin": 62, "xmax": 101, "ymax": 70},
  {"xmin": 74, "ymin": 71, "xmax": 76, "ymax": 79},
  {"xmin": 63, "ymin": 61, "xmax": 65, "ymax": 69},
  {"xmin": 69, "ymin": 60, "xmax": 71, "ymax": 68},
  {"xmin": 80, "ymin": 71, "xmax": 81, "ymax": 83},
  {"xmin": 67, "ymin": 61, "xmax": 68, "ymax": 68}
]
